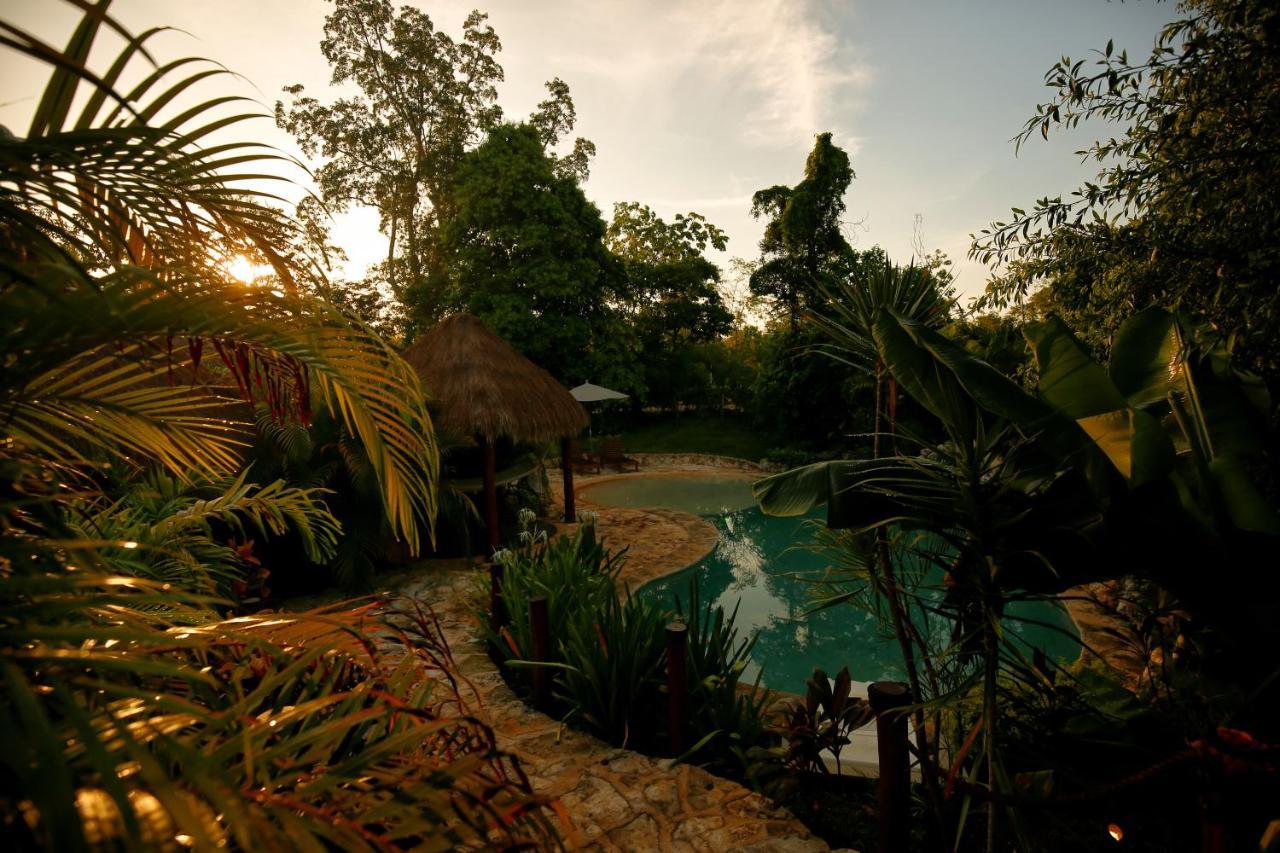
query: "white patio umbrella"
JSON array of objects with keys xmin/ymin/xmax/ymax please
[{"xmin": 569, "ymin": 382, "xmax": 628, "ymax": 438}]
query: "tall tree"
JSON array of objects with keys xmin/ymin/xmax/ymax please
[
  {"xmin": 749, "ymin": 132, "xmax": 856, "ymax": 326},
  {"xmin": 441, "ymin": 123, "xmax": 629, "ymax": 386},
  {"xmin": 972, "ymin": 0, "xmax": 1280, "ymax": 384},
  {"xmin": 607, "ymin": 203, "xmax": 733, "ymax": 407},
  {"xmin": 277, "ymin": 0, "xmax": 504, "ymax": 329},
  {"xmin": 529, "ymin": 77, "xmax": 598, "ymax": 184}
]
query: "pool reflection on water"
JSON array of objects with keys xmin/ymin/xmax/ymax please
[{"xmin": 580, "ymin": 474, "xmax": 1081, "ymax": 695}]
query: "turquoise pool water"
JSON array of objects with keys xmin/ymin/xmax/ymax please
[{"xmin": 581, "ymin": 474, "xmax": 1081, "ymax": 695}]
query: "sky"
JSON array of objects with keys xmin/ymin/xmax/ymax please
[{"xmin": 0, "ymin": 0, "xmax": 1174, "ymax": 302}]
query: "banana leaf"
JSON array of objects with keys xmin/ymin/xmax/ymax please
[{"xmin": 1026, "ymin": 315, "xmax": 1175, "ymax": 485}]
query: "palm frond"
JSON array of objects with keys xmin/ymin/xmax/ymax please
[
  {"xmin": 0, "ymin": 4, "xmax": 308, "ymax": 280},
  {"xmin": 1, "ymin": 587, "xmax": 558, "ymax": 851},
  {"xmin": 3, "ymin": 266, "xmax": 439, "ymax": 549},
  {"xmin": 809, "ymin": 261, "xmax": 955, "ymax": 373},
  {"xmin": 0, "ymin": 4, "xmax": 512, "ymax": 849}
]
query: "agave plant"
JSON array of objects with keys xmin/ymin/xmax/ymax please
[
  {"xmin": 671, "ymin": 579, "xmax": 773, "ymax": 773},
  {"xmin": 1, "ymin": 3, "xmax": 556, "ymax": 849}
]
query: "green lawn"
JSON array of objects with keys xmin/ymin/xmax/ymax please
[{"xmin": 606, "ymin": 412, "xmax": 774, "ymax": 461}]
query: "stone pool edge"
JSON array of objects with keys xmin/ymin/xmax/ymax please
[{"xmin": 559, "ymin": 463, "xmax": 763, "ymax": 593}]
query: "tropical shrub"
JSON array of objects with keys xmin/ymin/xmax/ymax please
[
  {"xmin": 747, "ymin": 666, "xmax": 874, "ymax": 799},
  {"xmin": 671, "ymin": 582, "xmax": 773, "ymax": 773},
  {"xmin": 0, "ymin": 4, "xmax": 553, "ymax": 848},
  {"xmin": 485, "ymin": 518, "xmax": 623, "ymax": 695},
  {"xmin": 776, "ymin": 667, "xmax": 873, "ymax": 777},
  {"xmin": 54, "ymin": 468, "xmax": 339, "ymax": 602},
  {"xmin": 247, "ymin": 406, "xmax": 401, "ymax": 593},
  {"xmin": 555, "ymin": 587, "xmax": 671, "ymax": 747},
  {"xmin": 763, "ymin": 446, "xmax": 818, "ymax": 469},
  {"xmin": 755, "ymin": 303, "xmax": 1280, "ymax": 849},
  {"xmin": 486, "ymin": 519, "xmax": 773, "ymax": 770}
]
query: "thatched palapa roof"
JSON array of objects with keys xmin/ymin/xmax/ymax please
[{"xmin": 402, "ymin": 312, "xmax": 588, "ymax": 444}]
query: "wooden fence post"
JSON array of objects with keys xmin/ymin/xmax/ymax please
[
  {"xmin": 530, "ymin": 596, "xmax": 550, "ymax": 709},
  {"xmin": 482, "ymin": 437, "xmax": 499, "ymax": 552},
  {"xmin": 666, "ymin": 622, "xmax": 688, "ymax": 756},
  {"xmin": 869, "ymin": 680, "xmax": 911, "ymax": 853}
]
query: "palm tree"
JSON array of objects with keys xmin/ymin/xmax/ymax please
[
  {"xmin": 1, "ymin": 3, "xmax": 554, "ymax": 848},
  {"xmin": 799, "ymin": 262, "xmax": 956, "ymax": 830}
]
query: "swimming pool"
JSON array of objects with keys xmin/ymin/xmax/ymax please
[{"xmin": 580, "ymin": 473, "xmax": 1081, "ymax": 695}]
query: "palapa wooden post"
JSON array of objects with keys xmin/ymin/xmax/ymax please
[
  {"xmin": 869, "ymin": 681, "xmax": 911, "ymax": 853},
  {"xmin": 560, "ymin": 437, "xmax": 576, "ymax": 523},
  {"xmin": 530, "ymin": 596, "xmax": 550, "ymax": 708},
  {"xmin": 482, "ymin": 436, "xmax": 499, "ymax": 552},
  {"xmin": 488, "ymin": 555, "xmax": 505, "ymax": 632},
  {"xmin": 665, "ymin": 622, "xmax": 688, "ymax": 756}
]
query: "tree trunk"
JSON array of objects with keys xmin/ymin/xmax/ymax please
[
  {"xmin": 482, "ymin": 437, "xmax": 498, "ymax": 553},
  {"xmin": 386, "ymin": 209, "xmax": 398, "ymax": 294},
  {"xmin": 561, "ymin": 437, "xmax": 575, "ymax": 523},
  {"xmin": 872, "ymin": 359, "xmax": 945, "ymax": 840},
  {"xmin": 984, "ymin": 618, "xmax": 1000, "ymax": 853}
]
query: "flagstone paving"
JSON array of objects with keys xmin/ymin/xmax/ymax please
[
  {"xmin": 398, "ymin": 565, "xmax": 830, "ymax": 852},
  {"xmin": 378, "ymin": 455, "xmax": 1135, "ymax": 850}
]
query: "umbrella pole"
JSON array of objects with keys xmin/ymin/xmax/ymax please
[
  {"xmin": 482, "ymin": 437, "xmax": 499, "ymax": 552},
  {"xmin": 561, "ymin": 437, "xmax": 576, "ymax": 523}
]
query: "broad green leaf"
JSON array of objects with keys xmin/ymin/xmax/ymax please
[
  {"xmin": 1028, "ymin": 315, "xmax": 1174, "ymax": 483},
  {"xmin": 875, "ymin": 309, "xmax": 1057, "ymax": 432},
  {"xmin": 1108, "ymin": 307, "xmax": 1183, "ymax": 408},
  {"xmin": 1026, "ymin": 315, "xmax": 1127, "ymax": 417},
  {"xmin": 1186, "ymin": 357, "xmax": 1266, "ymax": 459},
  {"xmin": 1075, "ymin": 407, "xmax": 1175, "ymax": 483},
  {"xmin": 753, "ymin": 460, "xmax": 842, "ymax": 517}
]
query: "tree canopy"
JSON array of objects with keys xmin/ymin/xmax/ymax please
[
  {"xmin": 277, "ymin": 0, "xmax": 594, "ymax": 337},
  {"xmin": 749, "ymin": 132, "xmax": 856, "ymax": 325},
  {"xmin": 276, "ymin": 1, "xmax": 503, "ymax": 322},
  {"xmin": 607, "ymin": 203, "xmax": 734, "ymax": 408},
  {"xmin": 440, "ymin": 123, "xmax": 625, "ymax": 386},
  {"xmin": 972, "ymin": 0, "xmax": 1280, "ymax": 384}
]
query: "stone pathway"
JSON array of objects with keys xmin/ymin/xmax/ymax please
[
  {"xmin": 1062, "ymin": 582, "xmax": 1149, "ymax": 685},
  {"xmin": 397, "ymin": 565, "xmax": 829, "ymax": 852}
]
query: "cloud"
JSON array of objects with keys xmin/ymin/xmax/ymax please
[
  {"xmin": 546, "ymin": 0, "xmax": 868, "ymax": 152},
  {"xmin": 680, "ymin": 1, "xmax": 869, "ymax": 148}
]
